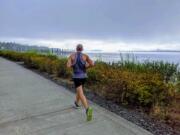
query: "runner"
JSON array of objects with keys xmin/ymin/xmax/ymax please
[{"xmin": 67, "ymin": 44, "xmax": 94, "ymax": 121}]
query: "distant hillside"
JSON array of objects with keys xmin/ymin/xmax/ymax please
[
  {"xmin": 0, "ymin": 42, "xmax": 50, "ymax": 53},
  {"xmin": 0, "ymin": 42, "xmax": 74, "ymax": 55}
]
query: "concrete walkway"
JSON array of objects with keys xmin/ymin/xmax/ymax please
[{"xmin": 0, "ymin": 57, "xmax": 153, "ymax": 135}]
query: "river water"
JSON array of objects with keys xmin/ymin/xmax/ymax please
[{"xmin": 87, "ymin": 52, "xmax": 180, "ymax": 64}]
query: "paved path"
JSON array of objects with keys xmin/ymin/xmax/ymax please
[{"xmin": 0, "ymin": 57, "xmax": 153, "ymax": 135}]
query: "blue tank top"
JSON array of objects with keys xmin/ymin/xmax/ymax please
[{"xmin": 72, "ymin": 52, "xmax": 87, "ymax": 78}]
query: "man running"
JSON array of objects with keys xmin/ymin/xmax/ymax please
[{"xmin": 67, "ymin": 44, "xmax": 94, "ymax": 121}]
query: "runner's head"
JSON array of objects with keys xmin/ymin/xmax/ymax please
[{"xmin": 76, "ymin": 44, "xmax": 83, "ymax": 52}]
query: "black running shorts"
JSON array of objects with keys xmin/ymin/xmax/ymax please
[{"xmin": 73, "ymin": 78, "xmax": 86, "ymax": 88}]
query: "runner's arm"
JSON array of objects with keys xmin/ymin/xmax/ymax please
[
  {"xmin": 86, "ymin": 55, "xmax": 94, "ymax": 68},
  {"xmin": 67, "ymin": 56, "xmax": 72, "ymax": 68}
]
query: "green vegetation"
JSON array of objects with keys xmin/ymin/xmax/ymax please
[{"xmin": 0, "ymin": 50, "xmax": 179, "ymax": 120}]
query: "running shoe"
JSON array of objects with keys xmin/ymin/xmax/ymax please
[
  {"xmin": 74, "ymin": 101, "xmax": 80, "ymax": 109},
  {"xmin": 86, "ymin": 107, "xmax": 93, "ymax": 121}
]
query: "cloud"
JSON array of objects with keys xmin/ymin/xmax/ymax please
[
  {"xmin": 0, "ymin": 0, "xmax": 180, "ymax": 44},
  {"xmin": 0, "ymin": 0, "xmax": 180, "ymax": 51}
]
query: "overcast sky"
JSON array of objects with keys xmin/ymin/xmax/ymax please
[{"xmin": 0, "ymin": 0, "xmax": 180, "ymax": 51}]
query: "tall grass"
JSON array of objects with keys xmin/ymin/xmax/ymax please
[{"xmin": 104, "ymin": 53, "xmax": 180, "ymax": 83}]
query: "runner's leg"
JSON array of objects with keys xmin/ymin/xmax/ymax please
[
  {"xmin": 75, "ymin": 91, "xmax": 80, "ymax": 104},
  {"xmin": 76, "ymin": 85, "xmax": 88, "ymax": 109}
]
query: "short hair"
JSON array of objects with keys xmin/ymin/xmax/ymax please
[{"xmin": 76, "ymin": 44, "xmax": 83, "ymax": 51}]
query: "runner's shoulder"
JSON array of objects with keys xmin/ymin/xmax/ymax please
[
  {"xmin": 82, "ymin": 53, "xmax": 89, "ymax": 59},
  {"xmin": 69, "ymin": 53, "xmax": 76, "ymax": 58}
]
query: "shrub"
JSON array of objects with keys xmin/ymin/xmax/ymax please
[
  {"xmin": 57, "ymin": 58, "xmax": 71, "ymax": 78},
  {"xmin": 44, "ymin": 58, "xmax": 53, "ymax": 74}
]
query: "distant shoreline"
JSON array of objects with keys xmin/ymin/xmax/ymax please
[
  {"xmin": 124, "ymin": 50, "xmax": 180, "ymax": 52},
  {"xmin": 87, "ymin": 51, "xmax": 180, "ymax": 54}
]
